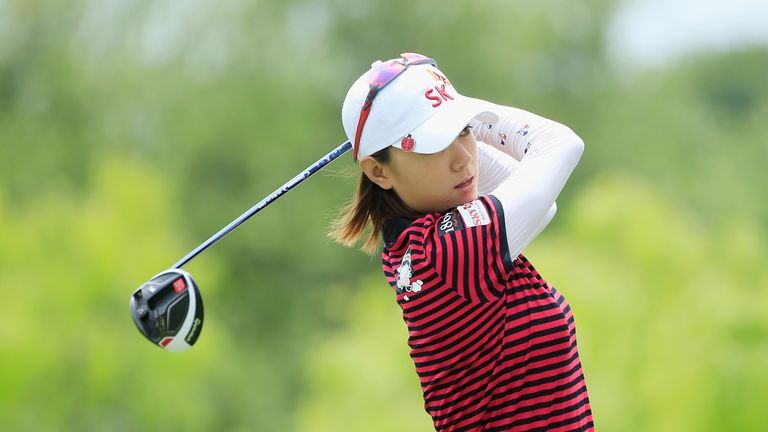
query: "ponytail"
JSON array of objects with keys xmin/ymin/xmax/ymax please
[{"xmin": 328, "ymin": 148, "xmax": 420, "ymax": 255}]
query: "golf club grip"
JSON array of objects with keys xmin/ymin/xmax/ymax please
[{"xmin": 172, "ymin": 140, "xmax": 353, "ymax": 269}]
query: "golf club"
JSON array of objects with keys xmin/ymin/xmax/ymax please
[{"xmin": 130, "ymin": 140, "xmax": 352, "ymax": 352}]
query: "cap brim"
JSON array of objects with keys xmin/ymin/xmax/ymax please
[{"xmin": 392, "ymin": 96, "xmax": 499, "ymax": 154}]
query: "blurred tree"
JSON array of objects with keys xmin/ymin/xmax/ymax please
[{"xmin": 0, "ymin": 0, "xmax": 766, "ymax": 430}]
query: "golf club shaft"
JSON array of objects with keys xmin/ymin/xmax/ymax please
[{"xmin": 172, "ymin": 140, "xmax": 353, "ymax": 269}]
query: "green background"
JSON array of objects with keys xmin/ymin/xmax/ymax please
[{"xmin": 1, "ymin": 0, "xmax": 766, "ymax": 430}]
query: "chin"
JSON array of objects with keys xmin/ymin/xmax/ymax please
[{"xmin": 461, "ymin": 190, "xmax": 479, "ymax": 204}]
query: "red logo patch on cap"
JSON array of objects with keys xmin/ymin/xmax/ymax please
[{"xmin": 401, "ymin": 134, "xmax": 415, "ymax": 152}]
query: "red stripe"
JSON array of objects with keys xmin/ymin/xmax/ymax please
[{"xmin": 382, "ymin": 200, "xmax": 593, "ymax": 431}]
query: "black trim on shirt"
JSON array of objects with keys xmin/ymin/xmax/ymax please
[
  {"xmin": 487, "ymin": 194, "xmax": 515, "ymax": 272},
  {"xmin": 383, "ymin": 217, "xmax": 416, "ymax": 246}
]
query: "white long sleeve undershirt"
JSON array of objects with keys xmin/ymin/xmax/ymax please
[
  {"xmin": 477, "ymin": 143, "xmax": 558, "ymax": 244},
  {"xmin": 471, "ymin": 104, "xmax": 584, "ymax": 259}
]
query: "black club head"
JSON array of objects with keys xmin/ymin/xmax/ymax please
[{"xmin": 130, "ymin": 269, "xmax": 204, "ymax": 352}]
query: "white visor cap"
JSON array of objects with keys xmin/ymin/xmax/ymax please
[{"xmin": 341, "ymin": 59, "xmax": 498, "ymax": 161}]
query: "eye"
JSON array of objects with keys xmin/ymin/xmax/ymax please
[{"xmin": 458, "ymin": 125, "xmax": 473, "ymax": 137}]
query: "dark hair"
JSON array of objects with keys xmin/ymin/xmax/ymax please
[{"xmin": 328, "ymin": 147, "xmax": 421, "ymax": 255}]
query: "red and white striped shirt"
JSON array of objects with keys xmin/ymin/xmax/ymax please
[{"xmin": 381, "ymin": 104, "xmax": 593, "ymax": 431}]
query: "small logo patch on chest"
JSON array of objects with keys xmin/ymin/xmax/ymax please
[
  {"xmin": 438, "ymin": 210, "xmax": 465, "ymax": 236},
  {"xmin": 395, "ymin": 247, "xmax": 423, "ymax": 296},
  {"xmin": 457, "ymin": 200, "xmax": 491, "ymax": 228}
]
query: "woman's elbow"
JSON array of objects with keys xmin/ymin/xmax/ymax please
[{"xmin": 564, "ymin": 127, "xmax": 585, "ymax": 157}]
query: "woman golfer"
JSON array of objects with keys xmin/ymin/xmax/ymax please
[{"xmin": 331, "ymin": 53, "xmax": 594, "ymax": 431}]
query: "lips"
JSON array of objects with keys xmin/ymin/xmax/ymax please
[{"xmin": 455, "ymin": 176, "xmax": 474, "ymax": 189}]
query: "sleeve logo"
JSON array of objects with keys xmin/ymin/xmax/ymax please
[
  {"xmin": 457, "ymin": 200, "xmax": 491, "ymax": 228},
  {"xmin": 395, "ymin": 247, "xmax": 423, "ymax": 300}
]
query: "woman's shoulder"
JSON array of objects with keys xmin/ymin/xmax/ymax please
[
  {"xmin": 382, "ymin": 214, "xmax": 439, "ymax": 252},
  {"xmin": 382, "ymin": 196, "xmax": 502, "ymax": 253}
]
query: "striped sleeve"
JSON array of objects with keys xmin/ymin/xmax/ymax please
[{"xmin": 430, "ymin": 195, "xmax": 513, "ymax": 302}]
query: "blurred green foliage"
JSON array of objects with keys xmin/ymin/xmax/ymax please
[{"xmin": 1, "ymin": 0, "xmax": 765, "ymax": 430}]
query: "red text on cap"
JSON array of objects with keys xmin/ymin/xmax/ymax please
[{"xmin": 425, "ymin": 84, "xmax": 454, "ymax": 107}]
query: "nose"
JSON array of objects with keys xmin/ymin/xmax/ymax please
[{"xmin": 450, "ymin": 140, "xmax": 472, "ymax": 172}]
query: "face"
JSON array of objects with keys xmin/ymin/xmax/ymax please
[{"xmin": 363, "ymin": 125, "xmax": 478, "ymax": 213}]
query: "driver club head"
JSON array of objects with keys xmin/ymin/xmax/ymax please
[{"xmin": 130, "ymin": 269, "xmax": 204, "ymax": 352}]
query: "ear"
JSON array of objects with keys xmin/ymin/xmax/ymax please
[{"xmin": 359, "ymin": 156, "xmax": 394, "ymax": 190}]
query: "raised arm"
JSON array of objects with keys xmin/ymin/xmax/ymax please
[
  {"xmin": 477, "ymin": 143, "xmax": 557, "ymax": 242},
  {"xmin": 472, "ymin": 103, "xmax": 583, "ymax": 259}
]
